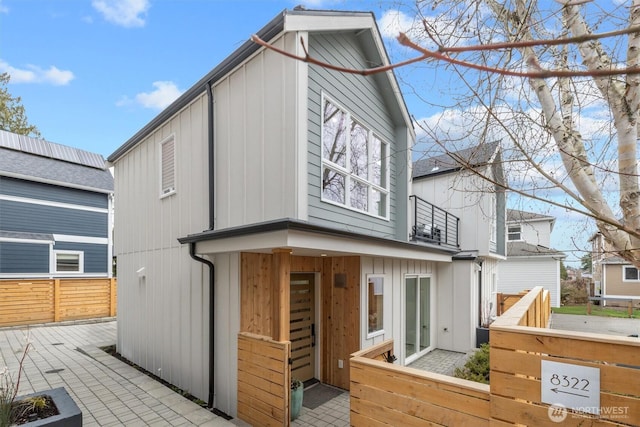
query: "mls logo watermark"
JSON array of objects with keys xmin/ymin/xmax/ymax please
[{"xmin": 548, "ymin": 404, "xmax": 568, "ymax": 423}]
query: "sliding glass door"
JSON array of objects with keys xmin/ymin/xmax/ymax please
[{"xmin": 405, "ymin": 276, "xmax": 431, "ymax": 362}]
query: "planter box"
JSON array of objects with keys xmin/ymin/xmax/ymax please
[
  {"xmin": 475, "ymin": 326, "xmax": 489, "ymax": 348},
  {"xmin": 15, "ymin": 387, "xmax": 82, "ymax": 426}
]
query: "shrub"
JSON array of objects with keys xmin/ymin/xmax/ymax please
[{"xmin": 453, "ymin": 343, "xmax": 490, "ymax": 384}]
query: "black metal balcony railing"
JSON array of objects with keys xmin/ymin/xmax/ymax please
[{"xmin": 410, "ymin": 195, "xmax": 460, "ymax": 248}]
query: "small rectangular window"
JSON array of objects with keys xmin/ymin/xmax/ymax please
[
  {"xmin": 160, "ymin": 135, "xmax": 176, "ymax": 197},
  {"xmin": 508, "ymin": 225, "xmax": 522, "ymax": 241},
  {"xmin": 624, "ymin": 266, "xmax": 639, "ymax": 281},
  {"xmin": 54, "ymin": 251, "xmax": 83, "ymax": 273},
  {"xmin": 367, "ymin": 275, "xmax": 384, "ymax": 335}
]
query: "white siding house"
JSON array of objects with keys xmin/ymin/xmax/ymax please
[
  {"xmin": 500, "ymin": 209, "xmax": 565, "ymax": 307},
  {"xmin": 108, "ymin": 9, "xmax": 503, "ymax": 423}
]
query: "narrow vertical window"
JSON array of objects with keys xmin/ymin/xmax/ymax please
[
  {"xmin": 367, "ymin": 275, "xmax": 384, "ymax": 335},
  {"xmin": 160, "ymin": 136, "xmax": 176, "ymax": 197}
]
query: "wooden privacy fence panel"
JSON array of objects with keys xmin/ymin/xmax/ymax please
[
  {"xmin": 237, "ymin": 332, "xmax": 291, "ymax": 427},
  {"xmin": 350, "ymin": 341, "xmax": 491, "ymax": 426},
  {"xmin": 491, "ymin": 286, "xmax": 640, "ymax": 426},
  {"xmin": 0, "ymin": 278, "xmax": 116, "ymax": 327},
  {"xmin": 497, "ymin": 291, "xmax": 528, "ymax": 316}
]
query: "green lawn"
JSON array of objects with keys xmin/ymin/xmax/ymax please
[{"xmin": 552, "ymin": 304, "xmax": 640, "ymax": 319}]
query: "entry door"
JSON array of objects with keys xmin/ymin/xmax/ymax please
[
  {"xmin": 405, "ymin": 276, "xmax": 431, "ymax": 362},
  {"xmin": 290, "ymin": 273, "xmax": 316, "ymax": 382}
]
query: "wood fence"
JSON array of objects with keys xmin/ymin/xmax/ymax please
[
  {"xmin": 351, "ymin": 286, "xmax": 640, "ymax": 426},
  {"xmin": 0, "ymin": 278, "xmax": 116, "ymax": 327},
  {"xmin": 351, "ymin": 342, "xmax": 491, "ymax": 426},
  {"xmin": 237, "ymin": 332, "xmax": 291, "ymax": 426},
  {"xmin": 496, "ymin": 290, "xmax": 529, "ymax": 316}
]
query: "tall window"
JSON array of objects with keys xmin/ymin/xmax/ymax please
[
  {"xmin": 367, "ymin": 275, "xmax": 384, "ymax": 336},
  {"xmin": 54, "ymin": 251, "xmax": 83, "ymax": 273},
  {"xmin": 321, "ymin": 96, "xmax": 389, "ymax": 218},
  {"xmin": 508, "ymin": 225, "xmax": 522, "ymax": 241},
  {"xmin": 160, "ymin": 135, "xmax": 176, "ymax": 197}
]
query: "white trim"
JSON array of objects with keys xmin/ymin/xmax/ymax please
[
  {"xmin": 0, "ymin": 194, "xmax": 109, "ymax": 213},
  {"xmin": 52, "ymin": 250, "xmax": 84, "ymax": 274},
  {"xmin": 622, "ymin": 265, "xmax": 640, "ymax": 282},
  {"xmin": 52, "ymin": 234, "xmax": 109, "ymax": 244},
  {"xmin": 108, "ymin": 194, "xmax": 114, "ymax": 278},
  {"xmin": 0, "ymin": 273, "xmax": 108, "ymax": 279},
  {"xmin": 0, "ymin": 171, "xmax": 113, "ymax": 194},
  {"xmin": 295, "ymin": 30, "xmax": 309, "ymax": 221},
  {"xmin": 365, "ymin": 274, "xmax": 385, "ymax": 339},
  {"xmin": 320, "ymin": 93, "xmax": 390, "ymax": 220},
  {"xmin": 0, "ymin": 237, "xmax": 53, "ymax": 245}
]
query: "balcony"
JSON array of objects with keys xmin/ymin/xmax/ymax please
[{"xmin": 409, "ymin": 195, "xmax": 459, "ymax": 248}]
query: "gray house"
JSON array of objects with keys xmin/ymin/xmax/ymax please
[
  {"xmin": 0, "ymin": 129, "xmax": 114, "ymax": 278},
  {"xmin": 108, "ymin": 9, "xmax": 496, "ymax": 423}
]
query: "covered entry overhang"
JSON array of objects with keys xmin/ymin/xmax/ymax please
[
  {"xmin": 178, "ymin": 218, "xmax": 455, "ymax": 261},
  {"xmin": 178, "ymin": 219, "xmax": 455, "ymax": 426}
]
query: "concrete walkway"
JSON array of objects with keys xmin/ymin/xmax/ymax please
[
  {"xmin": 550, "ymin": 313, "xmax": 640, "ymax": 336},
  {"xmin": 0, "ymin": 321, "xmax": 235, "ymax": 426}
]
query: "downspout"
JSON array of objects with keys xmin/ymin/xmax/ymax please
[{"xmin": 188, "ymin": 81, "xmax": 216, "ymax": 409}]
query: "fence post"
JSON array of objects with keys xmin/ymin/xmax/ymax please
[
  {"xmin": 110, "ymin": 278, "xmax": 116, "ymax": 317},
  {"xmin": 628, "ymin": 300, "xmax": 633, "ymax": 318},
  {"xmin": 54, "ymin": 279, "xmax": 61, "ymax": 322},
  {"xmin": 497, "ymin": 293, "xmax": 504, "ymax": 316}
]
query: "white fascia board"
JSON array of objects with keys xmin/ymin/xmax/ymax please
[
  {"xmin": 0, "ymin": 194, "xmax": 109, "ymax": 214},
  {"xmin": 53, "ymin": 234, "xmax": 109, "ymax": 245},
  {"xmin": 0, "ymin": 237, "xmax": 54, "ymax": 245},
  {"xmin": 194, "ymin": 228, "xmax": 452, "ymax": 262},
  {"xmin": 284, "ymin": 14, "xmax": 374, "ymax": 33}
]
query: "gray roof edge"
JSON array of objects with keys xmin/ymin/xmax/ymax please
[{"xmin": 108, "ymin": 10, "xmax": 288, "ymax": 163}]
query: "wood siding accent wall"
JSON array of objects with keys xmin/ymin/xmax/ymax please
[
  {"xmin": 237, "ymin": 333, "xmax": 290, "ymax": 426},
  {"xmin": 322, "ymin": 256, "xmax": 360, "ymax": 390},
  {"xmin": 0, "ymin": 278, "xmax": 116, "ymax": 327}
]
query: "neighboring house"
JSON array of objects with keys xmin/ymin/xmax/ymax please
[
  {"xmin": 411, "ymin": 142, "xmax": 507, "ymax": 331},
  {"xmin": 0, "ymin": 129, "xmax": 114, "ymax": 278},
  {"xmin": 590, "ymin": 231, "xmax": 640, "ymax": 304},
  {"xmin": 500, "ymin": 209, "xmax": 565, "ymax": 307},
  {"xmin": 108, "ymin": 9, "xmax": 501, "ymax": 421}
]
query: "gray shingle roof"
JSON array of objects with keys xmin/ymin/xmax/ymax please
[
  {"xmin": 0, "ymin": 130, "xmax": 113, "ymax": 192},
  {"xmin": 412, "ymin": 141, "xmax": 499, "ymax": 179},
  {"xmin": 507, "ymin": 241, "xmax": 565, "ymax": 258},
  {"xmin": 507, "ymin": 209, "xmax": 555, "ymax": 223}
]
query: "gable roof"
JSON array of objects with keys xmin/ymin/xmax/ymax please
[
  {"xmin": 108, "ymin": 8, "xmax": 411, "ymax": 163},
  {"xmin": 0, "ymin": 129, "xmax": 113, "ymax": 193},
  {"xmin": 507, "ymin": 208, "xmax": 555, "ymax": 223},
  {"xmin": 507, "ymin": 241, "xmax": 566, "ymax": 258},
  {"xmin": 412, "ymin": 141, "xmax": 499, "ymax": 179}
]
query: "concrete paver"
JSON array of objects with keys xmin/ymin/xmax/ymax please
[{"xmin": 0, "ymin": 321, "xmax": 235, "ymax": 427}]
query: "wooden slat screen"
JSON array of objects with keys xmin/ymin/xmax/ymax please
[
  {"xmin": 0, "ymin": 278, "xmax": 116, "ymax": 327},
  {"xmin": 350, "ymin": 342, "xmax": 491, "ymax": 426},
  {"xmin": 237, "ymin": 332, "xmax": 290, "ymax": 427}
]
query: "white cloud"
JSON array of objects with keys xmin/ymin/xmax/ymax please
[
  {"xmin": 118, "ymin": 81, "xmax": 183, "ymax": 110},
  {"xmin": 378, "ymin": 10, "xmax": 416, "ymax": 40},
  {"xmin": 92, "ymin": 0, "xmax": 149, "ymax": 28},
  {"xmin": 0, "ymin": 60, "xmax": 74, "ymax": 85},
  {"xmin": 0, "ymin": 0, "xmax": 8, "ymax": 14}
]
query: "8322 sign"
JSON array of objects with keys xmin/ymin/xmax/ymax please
[{"xmin": 541, "ymin": 360, "xmax": 600, "ymax": 415}]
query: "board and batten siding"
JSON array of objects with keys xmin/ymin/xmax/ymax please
[
  {"xmin": 213, "ymin": 31, "xmax": 301, "ymax": 230},
  {"xmin": 412, "ymin": 171, "xmax": 496, "ymax": 257},
  {"xmin": 499, "ymin": 257, "xmax": 560, "ymax": 307},
  {"xmin": 306, "ymin": 32, "xmax": 409, "ymax": 241},
  {"xmin": 113, "ymin": 92, "xmax": 211, "ymax": 404},
  {"xmin": 359, "ymin": 256, "xmax": 435, "ymax": 364}
]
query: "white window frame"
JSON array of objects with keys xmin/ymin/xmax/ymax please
[
  {"xmin": 320, "ymin": 94, "xmax": 390, "ymax": 219},
  {"xmin": 159, "ymin": 134, "xmax": 176, "ymax": 198},
  {"xmin": 623, "ymin": 265, "xmax": 640, "ymax": 281},
  {"xmin": 53, "ymin": 250, "xmax": 84, "ymax": 274},
  {"xmin": 366, "ymin": 274, "xmax": 385, "ymax": 338},
  {"xmin": 508, "ymin": 225, "xmax": 522, "ymax": 241}
]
